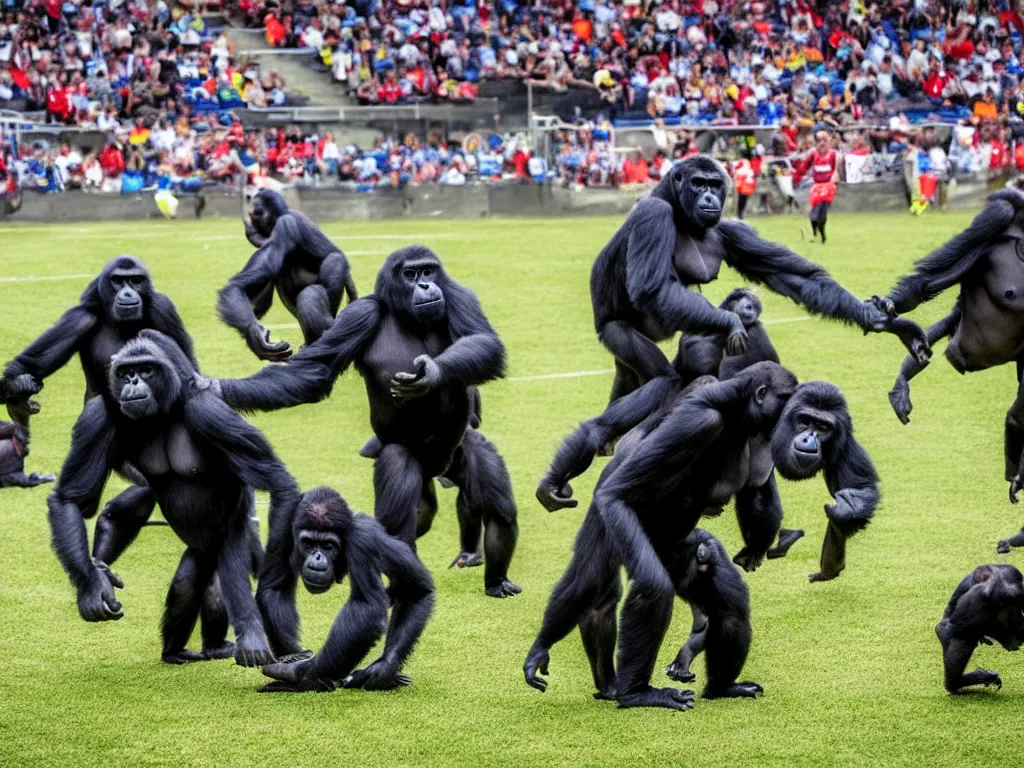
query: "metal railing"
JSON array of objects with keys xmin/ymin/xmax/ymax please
[{"xmin": 245, "ymin": 99, "xmax": 501, "ymax": 123}]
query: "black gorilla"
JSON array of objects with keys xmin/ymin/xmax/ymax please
[
  {"xmin": 219, "ymin": 189, "xmax": 357, "ymax": 362},
  {"xmin": 0, "ymin": 256, "xmax": 237, "ymax": 654},
  {"xmin": 936, "ymin": 564, "xmax": 1024, "ymax": 694},
  {"xmin": 524, "ymin": 362, "xmax": 797, "ymax": 710},
  {"xmin": 663, "ymin": 529, "xmax": 760, "ymax": 699},
  {"xmin": 769, "ymin": 382, "xmax": 879, "ymax": 582},
  {"xmin": 217, "ymin": 245, "xmax": 519, "ymax": 616},
  {"xmin": 259, "ymin": 486, "xmax": 435, "ymax": 692},
  {"xmin": 674, "ymin": 288, "xmax": 779, "ymax": 384},
  {"xmin": 0, "ymin": 398, "xmax": 53, "ymax": 488},
  {"xmin": 537, "ymin": 371, "xmax": 878, "ymax": 581},
  {"xmin": 590, "ymin": 155, "xmax": 928, "ymax": 408},
  {"xmin": 47, "ymin": 330, "xmax": 299, "ymax": 666},
  {"xmin": 881, "ymin": 189, "xmax": 1024, "ymax": 547}
]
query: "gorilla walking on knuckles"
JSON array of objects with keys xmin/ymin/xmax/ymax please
[
  {"xmin": 936, "ymin": 564, "xmax": 1024, "ymax": 694},
  {"xmin": 259, "ymin": 486, "xmax": 435, "ymax": 692},
  {"xmin": 591, "ymin": 155, "xmax": 928, "ymax": 412},
  {"xmin": 882, "ymin": 188, "xmax": 1024, "ymax": 550},
  {"xmin": 47, "ymin": 331, "xmax": 298, "ymax": 666},
  {"xmin": 217, "ymin": 245, "xmax": 520, "ymax": 604},
  {"xmin": 524, "ymin": 362, "xmax": 799, "ymax": 710},
  {"xmin": 219, "ymin": 189, "xmax": 357, "ymax": 362}
]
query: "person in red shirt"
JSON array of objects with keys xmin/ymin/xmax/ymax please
[
  {"xmin": 792, "ymin": 129, "xmax": 838, "ymax": 244},
  {"xmin": 620, "ymin": 150, "xmax": 649, "ymax": 184},
  {"xmin": 98, "ymin": 141, "xmax": 125, "ymax": 179}
]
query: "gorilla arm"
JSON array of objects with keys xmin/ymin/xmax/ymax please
[
  {"xmin": 625, "ymin": 199, "xmax": 747, "ymax": 352},
  {"xmin": 217, "ymin": 241, "xmax": 290, "ymax": 362},
  {"xmin": 46, "ymin": 397, "xmax": 123, "ymax": 621},
  {"xmin": 185, "ymin": 392, "xmax": 304, "ymax": 656},
  {"xmin": 536, "ymin": 376, "xmax": 677, "ymax": 511},
  {"xmin": 732, "ymin": 472, "xmax": 783, "ymax": 572},
  {"xmin": 889, "ymin": 300, "xmax": 962, "ymax": 424},
  {"xmin": 718, "ymin": 219, "xmax": 929, "ymax": 363},
  {"xmin": 218, "ymin": 297, "xmax": 381, "ymax": 412},
  {"xmin": 812, "ymin": 432, "xmax": 880, "ymax": 583},
  {"xmin": 3, "ymin": 304, "xmax": 98, "ymax": 396}
]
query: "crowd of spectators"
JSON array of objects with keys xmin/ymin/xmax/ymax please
[{"xmin": 0, "ymin": 0, "xmax": 299, "ymax": 127}]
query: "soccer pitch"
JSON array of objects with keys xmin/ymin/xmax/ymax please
[{"xmin": 0, "ymin": 211, "xmax": 1021, "ymax": 767}]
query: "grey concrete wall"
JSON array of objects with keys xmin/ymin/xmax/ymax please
[{"xmin": 1, "ymin": 177, "xmax": 999, "ymax": 224}]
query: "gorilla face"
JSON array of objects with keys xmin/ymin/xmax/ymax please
[
  {"xmin": 113, "ymin": 358, "xmax": 164, "ymax": 420},
  {"xmin": 402, "ymin": 257, "xmax": 446, "ymax": 326},
  {"xmin": 771, "ymin": 402, "xmax": 833, "ymax": 480},
  {"xmin": 296, "ymin": 530, "xmax": 341, "ymax": 594},
  {"xmin": 103, "ymin": 266, "xmax": 150, "ymax": 323},
  {"xmin": 726, "ymin": 291, "xmax": 762, "ymax": 328},
  {"xmin": 674, "ymin": 159, "xmax": 727, "ymax": 230},
  {"xmin": 250, "ymin": 190, "xmax": 287, "ymax": 238}
]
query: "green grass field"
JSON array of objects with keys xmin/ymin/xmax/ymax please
[{"xmin": 1, "ymin": 210, "xmax": 1022, "ymax": 767}]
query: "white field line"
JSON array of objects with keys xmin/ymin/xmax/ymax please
[
  {"xmin": 0, "ymin": 273, "xmax": 94, "ymax": 283},
  {"xmin": 39, "ymin": 230, "xmax": 454, "ymax": 241}
]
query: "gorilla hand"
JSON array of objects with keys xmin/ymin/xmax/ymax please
[
  {"xmin": 259, "ymin": 657, "xmax": 335, "ymax": 692},
  {"xmin": 0, "ymin": 373, "xmax": 42, "ymax": 402},
  {"xmin": 524, "ymin": 644, "xmax": 551, "ymax": 692},
  {"xmin": 343, "ymin": 658, "xmax": 412, "ymax": 690},
  {"xmin": 536, "ymin": 478, "xmax": 577, "ymax": 512},
  {"xmin": 244, "ymin": 323, "xmax": 292, "ymax": 363},
  {"xmin": 725, "ymin": 315, "xmax": 749, "ymax": 356},
  {"xmin": 27, "ymin": 473, "xmax": 56, "ymax": 486},
  {"xmin": 77, "ymin": 559, "xmax": 124, "ymax": 622},
  {"xmin": 390, "ymin": 355, "xmax": 442, "ymax": 400},
  {"xmin": 865, "ymin": 297, "xmax": 931, "ymax": 364},
  {"xmin": 888, "ymin": 374, "xmax": 913, "ymax": 424}
]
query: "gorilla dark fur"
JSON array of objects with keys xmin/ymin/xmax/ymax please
[
  {"xmin": 589, "ymin": 155, "xmax": 928, "ymax": 409},
  {"xmin": 674, "ymin": 288, "xmax": 779, "ymax": 384},
  {"xmin": 47, "ymin": 330, "xmax": 300, "ymax": 666},
  {"xmin": 537, "ymin": 371, "xmax": 878, "ymax": 581},
  {"xmin": 663, "ymin": 529, "xmax": 760, "ymax": 699},
  {"xmin": 882, "ymin": 189, "xmax": 1024, "ymax": 548},
  {"xmin": 0, "ymin": 256, "xmax": 235, "ymax": 648},
  {"xmin": 219, "ymin": 189, "xmax": 357, "ymax": 362},
  {"xmin": 218, "ymin": 245, "xmax": 519, "ymax": 614},
  {"xmin": 936, "ymin": 564, "xmax": 1024, "ymax": 694},
  {"xmin": 524, "ymin": 363, "xmax": 797, "ymax": 711},
  {"xmin": 0, "ymin": 397, "xmax": 54, "ymax": 488},
  {"xmin": 260, "ymin": 486, "xmax": 434, "ymax": 693}
]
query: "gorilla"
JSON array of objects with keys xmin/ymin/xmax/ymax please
[
  {"xmin": 0, "ymin": 398, "xmax": 53, "ymax": 488},
  {"xmin": 216, "ymin": 245, "xmax": 518, "ymax": 623},
  {"xmin": 590, "ymin": 155, "xmax": 928, "ymax": 409},
  {"xmin": 663, "ymin": 528, "xmax": 760, "ymax": 700},
  {"xmin": 881, "ymin": 189, "xmax": 1024, "ymax": 547},
  {"xmin": 937, "ymin": 564, "xmax": 1024, "ymax": 694},
  {"xmin": 524, "ymin": 362, "xmax": 798, "ymax": 710},
  {"xmin": 219, "ymin": 189, "xmax": 357, "ymax": 362},
  {"xmin": 674, "ymin": 288, "xmax": 779, "ymax": 385},
  {"xmin": 0, "ymin": 256, "xmax": 235, "ymax": 651},
  {"xmin": 47, "ymin": 330, "xmax": 299, "ymax": 666},
  {"xmin": 259, "ymin": 486, "xmax": 435, "ymax": 693}
]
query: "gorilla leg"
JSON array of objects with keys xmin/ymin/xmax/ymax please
[
  {"xmin": 665, "ymin": 606, "xmax": 708, "ymax": 683},
  {"xmin": 524, "ymin": 512, "xmax": 616, "ymax": 691},
  {"xmin": 702, "ymin": 616, "xmax": 761, "ymax": 699},
  {"xmin": 579, "ymin": 576, "xmax": 622, "ymax": 699},
  {"xmin": 92, "ymin": 485, "xmax": 157, "ymax": 565},
  {"xmin": 319, "ymin": 252, "xmax": 354, "ymax": 309},
  {"xmin": 598, "ymin": 321, "xmax": 675, "ymax": 404},
  {"xmin": 415, "ymin": 479, "xmax": 438, "ymax": 538},
  {"xmin": 939, "ymin": 629, "xmax": 1001, "ymax": 693},
  {"xmin": 295, "ymin": 284, "xmax": 336, "ymax": 346},
  {"xmin": 447, "ymin": 431, "xmax": 520, "ymax": 597},
  {"xmin": 199, "ymin": 575, "xmax": 234, "ymax": 660},
  {"xmin": 162, "ymin": 547, "xmax": 216, "ymax": 664},
  {"xmin": 767, "ymin": 529, "xmax": 805, "ymax": 559},
  {"xmin": 374, "ymin": 443, "xmax": 425, "ymax": 547}
]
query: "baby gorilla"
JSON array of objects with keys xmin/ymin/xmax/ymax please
[
  {"xmin": 674, "ymin": 288, "xmax": 779, "ymax": 384},
  {"xmin": 937, "ymin": 564, "xmax": 1024, "ymax": 694},
  {"xmin": 663, "ymin": 529, "xmax": 761, "ymax": 699},
  {"xmin": 260, "ymin": 487, "xmax": 435, "ymax": 693}
]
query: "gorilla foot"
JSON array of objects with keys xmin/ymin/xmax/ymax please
[
  {"xmin": 998, "ymin": 539, "xmax": 1012, "ymax": 554},
  {"xmin": 703, "ymin": 681, "xmax": 763, "ymax": 699},
  {"xmin": 767, "ymin": 529, "xmax": 805, "ymax": 559},
  {"xmin": 596, "ymin": 438, "xmax": 618, "ymax": 457},
  {"xmin": 617, "ymin": 686, "xmax": 695, "ymax": 712},
  {"xmin": 593, "ymin": 685, "xmax": 618, "ymax": 701},
  {"xmin": 664, "ymin": 661, "xmax": 696, "ymax": 684},
  {"xmin": 523, "ymin": 645, "xmax": 550, "ymax": 692},
  {"xmin": 485, "ymin": 579, "xmax": 522, "ymax": 598},
  {"xmin": 808, "ymin": 567, "xmax": 843, "ymax": 583},
  {"xmin": 277, "ymin": 649, "xmax": 315, "ymax": 663},
  {"xmin": 202, "ymin": 642, "xmax": 236, "ymax": 661},
  {"xmin": 234, "ymin": 633, "xmax": 275, "ymax": 667},
  {"xmin": 952, "ymin": 669, "xmax": 1002, "ymax": 694},
  {"xmin": 162, "ymin": 649, "xmax": 206, "ymax": 665},
  {"xmin": 449, "ymin": 551, "xmax": 483, "ymax": 568}
]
